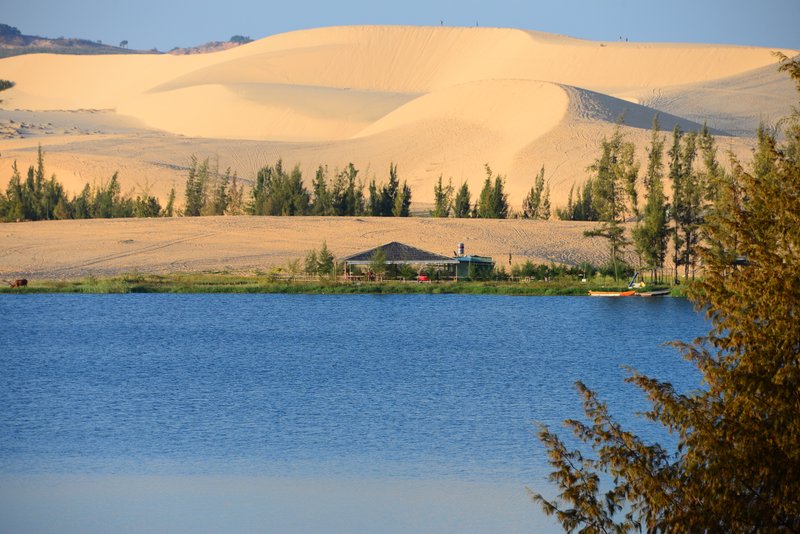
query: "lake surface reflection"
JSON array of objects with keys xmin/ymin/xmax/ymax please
[{"xmin": 0, "ymin": 294, "xmax": 706, "ymax": 532}]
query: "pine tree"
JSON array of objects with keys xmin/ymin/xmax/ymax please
[
  {"xmin": 477, "ymin": 165, "xmax": 509, "ymax": 219},
  {"xmin": 209, "ymin": 167, "xmax": 231, "ymax": 216},
  {"xmin": 523, "ymin": 166, "xmax": 546, "ymax": 219},
  {"xmin": 317, "ymin": 241, "xmax": 334, "ymax": 275},
  {"xmin": 541, "ymin": 181, "xmax": 551, "ymax": 220},
  {"xmin": 495, "ymin": 176, "xmax": 509, "ymax": 219},
  {"xmin": 432, "ymin": 176, "xmax": 453, "ymax": 217},
  {"xmin": 379, "ymin": 163, "xmax": 400, "ymax": 216},
  {"xmin": 4, "ymin": 161, "xmax": 24, "ymax": 221},
  {"xmin": 251, "ymin": 160, "xmax": 310, "ymax": 216},
  {"xmin": 557, "ymin": 184, "xmax": 575, "ymax": 220},
  {"xmin": 670, "ymin": 128, "xmax": 704, "ymax": 280},
  {"xmin": 393, "ymin": 181, "xmax": 411, "ymax": 217},
  {"xmin": 304, "ymin": 249, "xmax": 318, "ymax": 275},
  {"xmin": 164, "ymin": 187, "xmax": 176, "ymax": 217},
  {"xmin": 73, "ymin": 184, "xmax": 91, "ymax": 219},
  {"xmin": 311, "ymin": 165, "xmax": 332, "ymax": 216},
  {"xmin": 478, "ymin": 175, "xmax": 494, "ymax": 218},
  {"xmin": 633, "ymin": 117, "xmax": 669, "ymax": 282},
  {"xmin": 225, "ymin": 174, "xmax": 244, "ymax": 215},
  {"xmin": 453, "ymin": 181, "xmax": 471, "ymax": 218},
  {"xmin": 367, "ymin": 179, "xmax": 380, "ymax": 216},
  {"xmin": 668, "ymin": 125, "xmax": 684, "ymax": 283},
  {"xmin": 183, "ymin": 155, "xmax": 208, "ymax": 217},
  {"xmin": 585, "ymin": 130, "xmax": 637, "ymax": 280},
  {"xmin": 368, "ymin": 248, "xmax": 388, "ymax": 279}
]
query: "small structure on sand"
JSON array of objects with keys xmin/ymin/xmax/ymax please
[
  {"xmin": 341, "ymin": 242, "xmax": 459, "ymax": 280},
  {"xmin": 341, "ymin": 241, "xmax": 495, "ymax": 281}
]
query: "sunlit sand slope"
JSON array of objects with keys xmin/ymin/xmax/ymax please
[{"xmin": 0, "ymin": 26, "xmax": 795, "ymax": 206}]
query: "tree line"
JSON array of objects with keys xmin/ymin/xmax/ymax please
[
  {"xmin": 0, "ymin": 146, "xmax": 176, "ymax": 222},
  {"xmin": 2, "ymin": 148, "xmax": 556, "ymax": 223},
  {"xmin": 554, "ymin": 118, "xmax": 725, "ymax": 283},
  {"xmin": 185, "ymin": 158, "xmax": 552, "ymax": 220}
]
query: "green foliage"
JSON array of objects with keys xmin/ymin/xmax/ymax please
[
  {"xmin": 0, "ymin": 24, "xmax": 22, "ymax": 37},
  {"xmin": 668, "ymin": 123, "xmax": 713, "ymax": 282},
  {"xmin": 311, "ymin": 165, "xmax": 334, "ymax": 215},
  {"xmin": 317, "ymin": 241, "xmax": 335, "ymax": 275},
  {"xmin": 183, "ymin": 155, "xmax": 208, "ymax": 216},
  {"xmin": 532, "ymin": 60, "xmax": 800, "ymax": 533},
  {"xmin": 477, "ymin": 164, "xmax": 509, "ymax": 218},
  {"xmin": 633, "ymin": 118, "xmax": 670, "ymax": 283},
  {"xmin": 207, "ymin": 167, "xmax": 232, "ymax": 216},
  {"xmin": 0, "ymin": 145, "xmax": 162, "ymax": 221},
  {"xmin": 590, "ymin": 128, "xmax": 638, "ymax": 223},
  {"xmin": 556, "ymin": 179, "xmax": 598, "ymax": 221},
  {"xmin": 368, "ymin": 248, "xmax": 388, "ymax": 277},
  {"xmin": 230, "ymin": 35, "xmax": 253, "ymax": 44},
  {"xmin": 511, "ymin": 261, "xmax": 596, "ymax": 280},
  {"xmin": 303, "ymin": 241, "xmax": 336, "ymax": 276},
  {"xmin": 393, "ymin": 180, "xmax": 412, "ymax": 217},
  {"xmin": 0, "ymin": 79, "xmax": 14, "ymax": 92},
  {"xmin": 584, "ymin": 129, "xmax": 639, "ymax": 280},
  {"xmin": 163, "ymin": 188, "xmax": 176, "ymax": 217},
  {"xmin": 431, "ymin": 175, "xmax": 453, "ymax": 217},
  {"xmin": 395, "ymin": 263, "xmax": 418, "ymax": 280},
  {"xmin": 133, "ymin": 194, "xmax": 162, "ymax": 218},
  {"xmin": 366, "ymin": 163, "xmax": 410, "ymax": 217},
  {"xmin": 251, "ymin": 159, "xmax": 310, "ymax": 216},
  {"xmin": 382, "ymin": 162, "xmax": 399, "ymax": 216},
  {"xmin": 523, "ymin": 166, "xmax": 550, "ymax": 219},
  {"xmin": 331, "ymin": 163, "xmax": 365, "ymax": 216},
  {"xmin": 304, "ymin": 249, "xmax": 319, "ymax": 275},
  {"xmin": 453, "ymin": 181, "xmax": 472, "ymax": 218}
]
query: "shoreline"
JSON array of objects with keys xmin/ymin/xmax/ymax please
[{"xmin": 0, "ymin": 272, "xmax": 683, "ymax": 296}]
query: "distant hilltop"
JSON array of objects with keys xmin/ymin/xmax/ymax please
[
  {"xmin": 168, "ymin": 35, "xmax": 253, "ymax": 55},
  {"xmin": 0, "ymin": 23, "xmax": 251, "ymax": 58},
  {"xmin": 0, "ymin": 22, "xmax": 150, "ymax": 58}
]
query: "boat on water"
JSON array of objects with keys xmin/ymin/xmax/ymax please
[
  {"xmin": 588, "ymin": 290, "xmax": 637, "ymax": 297},
  {"xmin": 637, "ymin": 289, "xmax": 671, "ymax": 297}
]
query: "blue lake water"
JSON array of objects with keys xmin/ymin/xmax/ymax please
[{"xmin": 0, "ymin": 294, "xmax": 707, "ymax": 533}]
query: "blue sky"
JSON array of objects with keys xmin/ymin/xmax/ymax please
[{"xmin": 3, "ymin": 0, "xmax": 799, "ymax": 52}]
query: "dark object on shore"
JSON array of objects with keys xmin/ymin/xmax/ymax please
[
  {"xmin": 5, "ymin": 278, "xmax": 28, "ymax": 288},
  {"xmin": 638, "ymin": 289, "xmax": 671, "ymax": 297}
]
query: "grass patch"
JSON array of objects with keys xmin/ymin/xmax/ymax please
[{"xmin": 0, "ymin": 273, "xmax": 690, "ymax": 296}]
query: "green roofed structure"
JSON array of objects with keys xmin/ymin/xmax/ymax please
[{"xmin": 454, "ymin": 255, "xmax": 495, "ymax": 279}]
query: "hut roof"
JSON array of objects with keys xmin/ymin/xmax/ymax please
[{"xmin": 341, "ymin": 241, "xmax": 459, "ymax": 265}]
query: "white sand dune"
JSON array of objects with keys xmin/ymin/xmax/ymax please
[{"xmin": 0, "ymin": 25, "xmax": 796, "ymax": 208}]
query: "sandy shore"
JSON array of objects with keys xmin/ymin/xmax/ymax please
[{"xmin": 0, "ymin": 216, "xmax": 613, "ymax": 280}]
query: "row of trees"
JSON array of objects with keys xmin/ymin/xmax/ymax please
[
  {"xmin": 430, "ymin": 164, "xmax": 550, "ymax": 219},
  {"xmin": 185, "ymin": 158, "xmax": 554, "ymax": 220},
  {"xmin": 562, "ymin": 118, "xmax": 724, "ymax": 283},
  {"xmin": 0, "ymin": 146, "xmax": 176, "ymax": 222},
  {"xmin": 239, "ymin": 160, "xmax": 412, "ymax": 217},
  {"xmin": 183, "ymin": 155, "xmax": 246, "ymax": 216},
  {"xmin": 2, "ymin": 150, "xmax": 555, "ymax": 223}
]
